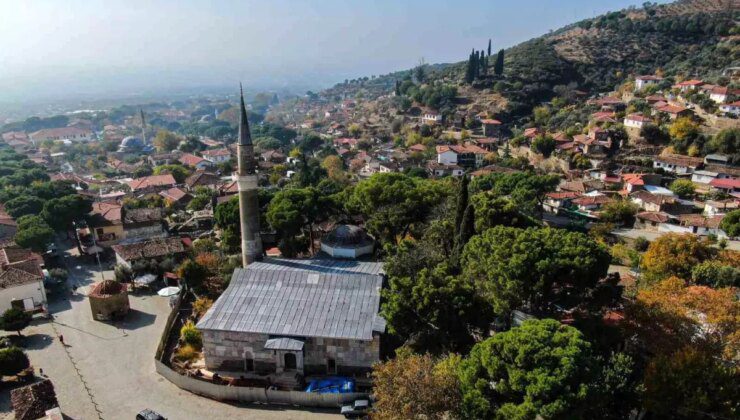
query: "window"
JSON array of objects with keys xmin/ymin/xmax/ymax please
[
  {"xmin": 245, "ymin": 358, "xmax": 254, "ymax": 372},
  {"xmin": 327, "ymin": 358, "xmax": 336, "ymax": 374}
]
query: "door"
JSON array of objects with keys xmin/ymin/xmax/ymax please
[{"xmin": 284, "ymin": 353, "xmax": 297, "ymax": 371}]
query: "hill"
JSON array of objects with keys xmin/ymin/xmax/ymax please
[{"xmin": 286, "ymin": 0, "xmax": 738, "ymax": 129}]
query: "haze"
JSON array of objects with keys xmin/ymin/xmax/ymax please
[{"xmin": 1, "ymin": 0, "xmax": 667, "ymax": 105}]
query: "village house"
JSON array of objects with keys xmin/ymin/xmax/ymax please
[
  {"xmin": 0, "ymin": 206, "xmax": 17, "ymax": 241},
  {"xmin": 436, "ymin": 144, "xmax": 487, "ymax": 169},
  {"xmin": 559, "ymin": 179, "xmax": 604, "ymax": 194},
  {"xmin": 719, "ymin": 101, "xmax": 740, "ymax": 116},
  {"xmin": 122, "ymin": 208, "xmax": 167, "ymax": 243},
  {"xmin": 29, "ymin": 126, "xmax": 93, "ymax": 144},
  {"xmin": 522, "ymin": 127, "xmax": 541, "ymax": 140},
  {"xmin": 622, "ymin": 173, "xmax": 662, "ymax": 193},
  {"xmin": 588, "ymin": 96, "xmax": 625, "ymax": 111},
  {"xmin": 635, "ymin": 211, "xmax": 673, "ymax": 230},
  {"xmin": 79, "ymin": 202, "xmax": 124, "ymax": 253},
  {"xmin": 543, "ymin": 191, "xmax": 580, "ymax": 214},
  {"xmin": 654, "ymin": 104, "xmax": 692, "ymax": 120},
  {"xmin": 624, "ymin": 113, "xmax": 652, "ymax": 130},
  {"xmin": 159, "ymin": 187, "xmax": 193, "ymax": 208},
  {"xmin": 635, "ymin": 75, "xmax": 662, "ymax": 91},
  {"xmin": 709, "ymin": 178, "xmax": 740, "ymax": 195},
  {"xmin": 677, "ymin": 214, "xmax": 726, "ymax": 237},
  {"xmin": 0, "ymin": 246, "xmax": 46, "ymax": 314},
  {"xmin": 691, "ymin": 170, "xmax": 719, "ymax": 185},
  {"xmin": 261, "ymin": 150, "xmax": 286, "ymax": 164},
  {"xmin": 179, "ymin": 153, "xmax": 212, "ymax": 170},
  {"xmin": 629, "ymin": 190, "xmax": 686, "ymax": 214},
  {"xmin": 481, "ymin": 119, "xmax": 502, "ymax": 137},
  {"xmin": 707, "ymin": 86, "xmax": 738, "ymax": 104},
  {"xmin": 704, "ymin": 199, "xmax": 739, "ymax": 217},
  {"xmin": 197, "ymin": 259, "xmax": 385, "ymax": 378},
  {"xmin": 184, "ymin": 171, "xmax": 221, "ymax": 192},
  {"xmin": 148, "ymin": 152, "xmax": 180, "ymax": 167},
  {"xmin": 673, "ymin": 79, "xmax": 704, "ymax": 92},
  {"xmin": 653, "ymin": 154, "xmax": 703, "ymax": 175},
  {"xmin": 427, "ymin": 161, "xmax": 464, "ymax": 178},
  {"xmin": 470, "ymin": 138, "xmax": 498, "ymax": 152},
  {"xmin": 421, "ymin": 111, "xmax": 442, "ymax": 125},
  {"xmin": 201, "ymin": 148, "xmax": 231, "ymax": 164},
  {"xmin": 572, "ymin": 195, "xmax": 612, "ymax": 216},
  {"xmin": 112, "ymin": 236, "xmax": 189, "ymax": 269},
  {"xmin": 127, "ymin": 174, "xmax": 178, "ymax": 195}
]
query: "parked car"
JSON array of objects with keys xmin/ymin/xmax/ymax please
[
  {"xmin": 340, "ymin": 399, "xmax": 371, "ymax": 419},
  {"xmin": 136, "ymin": 409, "xmax": 166, "ymax": 420}
]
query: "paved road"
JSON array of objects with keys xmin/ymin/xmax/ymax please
[{"xmin": 1, "ymin": 242, "xmax": 338, "ymax": 420}]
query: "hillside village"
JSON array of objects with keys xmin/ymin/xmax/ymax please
[{"xmin": 0, "ymin": 0, "xmax": 738, "ymax": 419}]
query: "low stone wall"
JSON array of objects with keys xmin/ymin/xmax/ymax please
[{"xmin": 154, "ymin": 360, "xmax": 365, "ymax": 408}]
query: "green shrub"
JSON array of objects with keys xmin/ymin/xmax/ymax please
[{"xmin": 180, "ymin": 321, "xmax": 202, "ymax": 350}]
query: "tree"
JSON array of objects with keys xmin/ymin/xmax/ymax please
[
  {"xmin": 640, "ymin": 124, "xmax": 669, "ymax": 144},
  {"xmin": 0, "ymin": 347, "xmax": 30, "ymax": 376},
  {"xmin": 4, "ymin": 196, "xmax": 44, "ymax": 218},
  {"xmin": 643, "ymin": 347, "xmax": 739, "ymax": 419},
  {"xmin": 176, "ymin": 259, "xmax": 209, "ymax": 293},
  {"xmin": 494, "ymin": 49, "xmax": 505, "ymax": 75},
  {"xmin": 599, "ymin": 199, "xmax": 639, "ymax": 226},
  {"xmin": 669, "ymin": 179, "xmax": 695, "ymax": 198},
  {"xmin": 627, "ymin": 277, "xmax": 739, "ymax": 361},
  {"xmin": 41, "ymin": 194, "xmax": 92, "ymax": 232},
  {"xmin": 458, "ymin": 319, "xmax": 595, "ymax": 419},
  {"xmin": 691, "ymin": 260, "xmax": 740, "ymax": 288},
  {"xmin": 669, "ymin": 117, "xmax": 700, "ymax": 143},
  {"xmin": 372, "ymin": 351, "xmax": 462, "ymax": 420},
  {"xmin": 153, "ymin": 130, "xmax": 181, "ymax": 152},
  {"xmin": 320, "ymin": 155, "xmax": 346, "ymax": 183},
  {"xmin": 153, "ymin": 164, "xmax": 190, "ymax": 183},
  {"xmin": 382, "ymin": 264, "xmax": 491, "ymax": 354},
  {"xmin": 348, "ymin": 124, "xmax": 362, "ymax": 138},
  {"xmin": 266, "ymin": 188, "xmax": 321, "ymax": 256},
  {"xmin": 14, "ymin": 222, "xmax": 54, "ymax": 252},
  {"xmin": 487, "ymin": 39, "xmax": 492, "ymax": 56},
  {"xmin": 640, "ymin": 233, "xmax": 713, "ymax": 285},
  {"xmin": 531, "ymin": 135, "xmax": 556, "ymax": 157},
  {"xmin": 0, "ymin": 308, "xmax": 32, "ymax": 336},
  {"xmin": 453, "ymin": 176, "xmax": 469, "ymax": 239},
  {"xmin": 705, "ymin": 128, "xmax": 739, "ymax": 161},
  {"xmin": 346, "ymin": 173, "xmax": 451, "ymax": 245},
  {"xmin": 462, "ymin": 226, "xmax": 610, "ymax": 316},
  {"xmin": 471, "ymin": 194, "xmax": 532, "ymax": 231},
  {"xmin": 720, "ymin": 209, "xmax": 740, "ymax": 237},
  {"xmin": 214, "ymin": 195, "xmax": 239, "ymax": 229}
]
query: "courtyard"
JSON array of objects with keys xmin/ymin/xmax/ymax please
[{"xmin": 0, "ymin": 242, "xmax": 337, "ymax": 419}]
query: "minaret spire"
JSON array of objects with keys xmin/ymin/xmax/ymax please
[
  {"xmin": 140, "ymin": 109, "xmax": 147, "ymax": 144},
  {"xmin": 236, "ymin": 84, "xmax": 262, "ymax": 266}
]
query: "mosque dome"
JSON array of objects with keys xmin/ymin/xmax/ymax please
[
  {"xmin": 320, "ymin": 225, "xmax": 374, "ymax": 259},
  {"xmin": 120, "ymin": 136, "xmax": 144, "ymax": 149}
]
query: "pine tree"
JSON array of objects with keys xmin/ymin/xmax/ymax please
[
  {"xmin": 487, "ymin": 39, "xmax": 492, "ymax": 56},
  {"xmin": 465, "ymin": 52, "xmax": 475, "ymax": 84},
  {"xmin": 494, "ymin": 49, "xmax": 505, "ymax": 76},
  {"xmin": 454, "ymin": 175, "xmax": 469, "ymax": 238}
]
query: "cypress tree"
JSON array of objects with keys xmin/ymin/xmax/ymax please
[
  {"xmin": 394, "ymin": 80, "xmax": 400, "ymax": 96},
  {"xmin": 465, "ymin": 52, "xmax": 475, "ymax": 84},
  {"xmin": 494, "ymin": 49, "xmax": 505, "ymax": 76},
  {"xmin": 488, "ymin": 39, "xmax": 492, "ymax": 56},
  {"xmin": 454, "ymin": 175, "xmax": 469, "ymax": 238},
  {"xmin": 458, "ymin": 204, "xmax": 475, "ymax": 249},
  {"xmin": 480, "ymin": 50, "xmax": 487, "ymax": 76}
]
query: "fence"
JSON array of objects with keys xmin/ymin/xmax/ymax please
[{"xmin": 154, "ymin": 360, "xmax": 365, "ymax": 408}]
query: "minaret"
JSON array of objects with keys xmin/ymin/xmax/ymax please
[
  {"xmin": 140, "ymin": 109, "xmax": 147, "ymax": 144},
  {"xmin": 236, "ymin": 84, "xmax": 263, "ymax": 266}
]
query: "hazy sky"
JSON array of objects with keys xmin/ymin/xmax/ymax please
[{"xmin": 0, "ymin": 0, "xmax": 666, "ymax": 103}]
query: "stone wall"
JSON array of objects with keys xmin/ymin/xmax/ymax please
[
  {"xmin": 89, "ymin": 292, "xmax": 130, "ymax": 321},
  {"xmin": 201, "ymin": 330, "xmax": 380, "ymax": 375}
]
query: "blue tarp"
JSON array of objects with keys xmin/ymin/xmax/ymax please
[{"xmin": 304, "ymin": 377, "xmax": 355, "ymax": 393}]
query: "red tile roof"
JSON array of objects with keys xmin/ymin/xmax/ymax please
[
  {"xmin": 710, "ymin": 178, "xmax": 740, "ymax": 190},
  {"xmin": 179, "ymin": 153, "xmax": 207, "ymax": 167},
  {"xmin": 127, "ymin": 174, "xmax": 177, "ymax": 192}
]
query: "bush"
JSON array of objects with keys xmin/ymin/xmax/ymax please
[
  {"xmin": 48, "ymin": 268, "xmax": 68, "ymax": 281},
  {"xmin": 1, "ymin": 308, "xmax": 32, "ymax": 336},
  {"xmin": 0, "ymin": 346, "xmax": 30, "ymax": 376},
  {"xmin": 633, "ymin": 236, "xmax": 650, "ymax": 252},
  {"xmin": 180, "ymin": 321, "xmax": 202, "ymax": 350},
  {"xmin": 174, "ymin": 344, "xmax": 199, "ymax": 362},
  {"xmin": 192, "ymin": 297, "xmax": 213, "ymax": 319}
]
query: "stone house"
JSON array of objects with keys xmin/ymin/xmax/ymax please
[
  {"xmin": 122, "ymin": 208, "xmax": 167, "ymax": 243},
  {"xmin": 0, "ymin": 246, "xmax": 46, "ymax": 313},
  {"xmin": 112, "ymin": 237, "xmax": 189, "ymax": 269},
  {"xmin": 197, "ymin": 259, "xmax": 385, "ymax": 377}
]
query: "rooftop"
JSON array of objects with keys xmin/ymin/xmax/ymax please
[{"xmin": 197, "ymin": 258, "xmax": 385, "ymax": 341}]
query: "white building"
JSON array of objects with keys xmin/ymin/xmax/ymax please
[
  {"xmin": 719, "ymin": 101, "xmax": 740, "ymax": 116},
  {"xmin": 421, "ymin": 112, "xmax": 442, "ymax": 125},
  {"xmin": 691, "ymin": 170, "xmax": 719, "ymax": 185},
  {"xmin": 201, "ymin": 148, "xmax": 231, "ymax": 164},
  {"xmin": 635, "ymin": 75, "xmax": 662, "ymax": 91},
  {"xmin": 0, "ymin": 247, "xmax": 47, "ymax": 314},
  {"xmin": 653, "ymin": 155, "xmax": 704, "ymax": 175},
  {"xmin": 29, "ymin": 127, "xmax": 93, "ymax": 144},
  {"xmin": 624, "ymin": 113, "xmax": 652, "ymax": 129}
]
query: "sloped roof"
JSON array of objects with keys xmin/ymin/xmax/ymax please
[
  {"xmin": 111, "ymin": 237, "xmax": 187, "ymax": 261},
  {"xmin": 197, "ymin": 258, "xmax": 385, "ymax": 340},
  {"xmin": 11, "ymin": 379, "xmax": 58, "ymax": 420},
  {"xmin": 127, "ymin": 174, "xmax": 177, "ymax": 191}
]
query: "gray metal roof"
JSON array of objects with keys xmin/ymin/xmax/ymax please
[
  {"xmin": 197, "ymin": 259, "xmax": 385, "ymax": 341},
  {"xmin": 264, "ymin": 337, "xmax": 304, "ymax": 351},
  {"xmin": 245, "ymin": 258, "xmax": 384, "ymax": 275}
]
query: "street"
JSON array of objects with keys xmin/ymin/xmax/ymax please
[{"xmin": 1, "ymin": 241, "xmax": 338, "ymax": 420}]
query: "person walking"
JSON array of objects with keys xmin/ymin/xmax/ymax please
[{"xmin": 59, "ymin": 334, "xmax": 64, "ymax": 345}]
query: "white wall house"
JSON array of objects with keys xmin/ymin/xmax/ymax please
[
  {"xmin": 624, "ymin": 114, "xmax": 651, "ymax": 129},
  {"xmin": 30, "ymin": 127, "xmax": 93, "ymax": 145},
  {"xmin": 635, "ymin": 75, "xmax": 662, "ymax": 91},
  {"xmin": 719, "ymin": 101, "xmax": 740, "ymax": 116},
  {"xmin": 421, "ymin": 113, "xmax": 442, "ymax": 125},
  {"xmin": 691, "ymin": 170, "xmax": 718, "ymax": 185},
  {"xmin": 0, "ymin": 280, "xmax": 47, "ymax": 314}
]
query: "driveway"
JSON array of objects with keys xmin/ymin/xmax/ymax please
[{"xmin": 1, "ymin": 242, "xmax": 338, "ymax": 420}]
